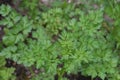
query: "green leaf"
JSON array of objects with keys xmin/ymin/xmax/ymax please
[{"xmin": 0, "ymin": 4, "xmax": 11, "ymax": 16}]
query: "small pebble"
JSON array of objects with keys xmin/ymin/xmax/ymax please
[
  {"xmin": 34, "ymin": 69, "xmax": 39, "ymax": 74},
  {"xmin": 27, "ymin": 74, "xmax": 32, "ymax": 79}
]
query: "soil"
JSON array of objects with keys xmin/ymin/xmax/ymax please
[
  {"xmin": 0, "ymin": 26, "xmax": 4, "ymax": 42},
  {"xmin": 0, "ymin": 0, "xmax": 13, "ymax": 5}
]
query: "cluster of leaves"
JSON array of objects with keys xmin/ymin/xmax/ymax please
[
  {"xmin": 104, "ymin": 0, "xmax": 120, "ymax": 46},
  {"xmin": 0, "ymin": 0, "xmax": 120, "ymax": 80},
  {"xmin": 0, "ymin": 56, "xmax": 15, "ymax": 80},
  {"xmin": 103, "ymin": 1, "xmax": 120, "ymax": 80}
]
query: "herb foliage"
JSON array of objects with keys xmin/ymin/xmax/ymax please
[{"xmin": 0, "ymin": 0, "xmax": 120, "ymax": 80}]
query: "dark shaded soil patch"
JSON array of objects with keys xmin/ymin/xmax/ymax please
[
  {"xmin": 0, "ymin": 26, "xmax": 4, "ymax": 42},
  {"xmin": 0, "ymin": 0, "xmax": 13, "ymax": 5}
]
